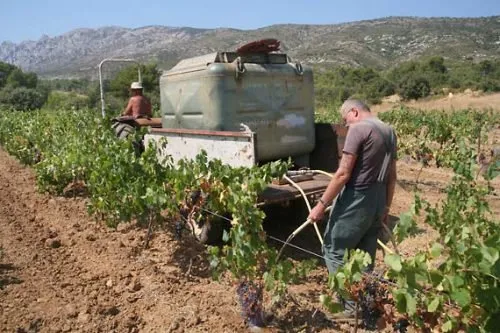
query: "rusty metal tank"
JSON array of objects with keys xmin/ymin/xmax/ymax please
[{"xmin": 159, "ymin": 51, "xmax": 315, "ymax": 163}]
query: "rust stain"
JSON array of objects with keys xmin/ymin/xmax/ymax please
[{"xmin": 151, "ymin": 127, "xmax": 253, "ymax": 138}]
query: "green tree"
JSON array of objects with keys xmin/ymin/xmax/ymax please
[
  {"xmin": 6, "ymin": 69, "xmax": 27, "ymax": 88},
  {"xmin": 86, "ymin": 82, "xmax": 102, "ymax": 109},
  {"xmin": 398, "ymin": 75, "xmax": 431, "ymax": 100},
  {"xmin": 109, "ymin": 63, "xmax": 160, "ymax": 99},
  {"xmin": 45, "ymin": 91, "xmax": 90, "ymax": 110},
  {"xmin": 479, "ymin": 79, "xmax": 500, "ymax": 92},
  {"xmin": 39, "ymin": 78, "xmax": 92, "ymax": 94},
  {"xmin": 0, "ymin": 61, "xmax": 16, "ymax": 88},
  {"xmin": 426, "ymin": 56, "xmax": 447, "ymax": 74},
  {"xmin": 0, "ymin": 87, "xmax": 47, "ymax": 111},
  {"xmin": 479, "ymin": 60, "xmax": 494, "ymax": 77},
  {"xmin": 387, "ymin": 61, "xmax": 420, "ymax": 83},
  {"xmin": 314, "ymin": 66, "xmax": 395, "ymax": 110},
  {"xmin": 365, "ymin": 77, "xmax": 395, "ymax": 103},
  {"xmin": 22, "ymin": 72, "xmax": 38, "ymax": 89},
  {"xmin": 5, "ymin": 69, "xmax": 36, "ymax": 89}
]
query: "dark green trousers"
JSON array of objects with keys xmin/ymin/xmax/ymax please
[{"xmin": 323, "ymin": 183, "xmax": 386, "ymax": 274}]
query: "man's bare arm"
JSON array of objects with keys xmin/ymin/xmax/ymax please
[
  {"xmin": 321, "ymin": 153, "xmax": 356, "ymax": 204},
  {"xmin": 308, "ymin": 153, "xmax": 357, "ymax": 222},
  {"xmin": 122, "ymin": 98, "xmax": 134, "ymax": 116},
  {"xmin": 145, "ymin": 99, "xmax": 152, "ymax": 117},
  {"xmin": 386, "ymin": 160, "xmax": 397, "ymax": 208}
]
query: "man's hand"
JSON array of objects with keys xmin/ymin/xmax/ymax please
[{"xmin": 308, "ymin": 203, "xmax": 326, "ymax": 224}]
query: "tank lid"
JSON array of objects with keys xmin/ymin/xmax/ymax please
[
  {"xmin": 169, "ymin": 52, "xmax": 220, "ymax": 72},
  {"xmin": 168, "ymin": 52, "xmax": 289, "ymax": 73}
]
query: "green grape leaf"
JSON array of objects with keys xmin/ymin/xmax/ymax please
[{"xmin": 385, "ymin": 253, "xmax": 402, "ymax": 272}]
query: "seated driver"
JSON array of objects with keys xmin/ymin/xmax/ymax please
[{"xmin": 121, "ymin": 82, "xmax": 152, "ymax": 118}]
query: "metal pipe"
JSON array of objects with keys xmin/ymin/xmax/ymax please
[{"xmin": 97, "ymin": 58, "xmax": 142, "ymax": 118}]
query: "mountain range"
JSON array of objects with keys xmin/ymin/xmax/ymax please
[{"xmin": 1, "ymin": 16, "xmax": 499, "ymax": 78}]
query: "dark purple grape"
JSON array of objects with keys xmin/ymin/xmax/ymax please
[
  {"xmin": 358, "ymin": 280, "xmax": 383, "ymax": 330},
  {"xmin": 236, "ymin": 281, "xmax": 265, "ymax": 327},
  {"xmin": 190, "ymin": 190, "xmax": 201, "ymax": 204},
  {"xmin": 174, "ymin": 220, "xmax": 183, "ymax": 240},
  {"xmin": 393, "ymin": 319, "xmax": 409, "ymax": 332}
]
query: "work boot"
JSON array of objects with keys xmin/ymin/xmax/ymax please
[
  {"xmin": 326, "ymin": 299, "xmax": 360, "ymax": 322},
  {"xmin": 329, "ymin": 308, "xmax": 360, "ymax": 320}
]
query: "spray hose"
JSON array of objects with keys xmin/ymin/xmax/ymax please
[
  {"xmin": 283, "ymin": 175, "xmax": 323, "ymax": 246},
  {"xmin": 277, "ymin": 170, "xmax": 399, "ymax": 261}
]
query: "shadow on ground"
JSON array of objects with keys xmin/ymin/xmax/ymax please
[{"xmin": 0, "ymin": 263, "xmax": 23, "ymax": 289}]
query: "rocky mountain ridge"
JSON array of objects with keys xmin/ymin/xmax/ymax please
[{"xmin": 1, "ymin": 16, "xmax": 499, "ymax": 78}]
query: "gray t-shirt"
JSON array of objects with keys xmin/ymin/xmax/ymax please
[{"xmin": 343, "ymin": 117, "xmax": 397, "ymax": 188}]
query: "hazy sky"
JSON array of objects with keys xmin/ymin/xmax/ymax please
[{"xmin": 1, "ymin": 0, "xmax": 499, "ymax": 43}]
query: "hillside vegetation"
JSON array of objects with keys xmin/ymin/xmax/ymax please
[{"xmin": 2, "ymin": 56, "xmax": 499, "ymax": 115}]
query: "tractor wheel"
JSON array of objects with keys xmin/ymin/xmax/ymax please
[
  {"xmin": 112, "ymin": 122, "xmax": 135, "ymax": 139},
  {"xmin": 111, "ymin": 122, "xmax": 145, "ymax": 155},
  {"xmin": 188, "ymin": 218, "xmax": 229, "ymax": 245}
]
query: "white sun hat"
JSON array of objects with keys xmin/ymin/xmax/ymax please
[{"xmin": 130, "ymin": 82, "xmax": 143, "ymax": 90}]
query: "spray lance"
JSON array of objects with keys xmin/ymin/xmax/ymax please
[{"xmin": 276, "ymin": 170, "xmax": 399, "ymax": 261}]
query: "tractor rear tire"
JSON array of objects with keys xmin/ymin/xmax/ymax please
[
  {"xmin": 189, "ymin": 218, "xmax": 229, "ymax": 245},
  {"xmin": 112, "ymin": 122, "xmax": 135, "ymax": 139},
  {"xmin": 111, "ymin": 122, "xmax": 145, "ymax": 155}
]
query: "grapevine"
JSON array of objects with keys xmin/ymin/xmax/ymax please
[
  {"xmin": 2, "ymin": 106, "xmax": 498, "ymax": 331},
  {"xmin": 379, "ymin": 106, "xmax": 499, "ymax": 171},
  {"xmin": 0, "ymin": 107, "xmax": 313, "ymax": 327},
  {"xmin": 321, "ymin": 108, "xmax": 500, "ymax": 332}
]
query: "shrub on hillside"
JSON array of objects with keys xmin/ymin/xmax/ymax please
[
  {"xmin": 45, "ymin": 91, "xmax": 90, "ymax": 110},
  {"xmin": 0, "ymin": 87, "xmax": 47, "ymax": 111},
  {"xmin": 365, "ymin": 77, "xmax": 395, "ymax": 103},
  {"xmin": 478, "ymin": 79, "xmax": 500, "ymax": 92},
  {"xmin": 398, "ymin": 75, "xmax": 431, "ymax": 100}
]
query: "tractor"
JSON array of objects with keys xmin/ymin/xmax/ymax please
[{"xmin": 100, "ymin": 39, "xmax": 347, "ymax": 243}]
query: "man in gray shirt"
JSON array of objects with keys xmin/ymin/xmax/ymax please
[{"xmin": 308, "ymin": 99, "xmax": 397, "ymax": 316}]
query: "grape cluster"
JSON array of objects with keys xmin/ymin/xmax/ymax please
[
  {"xmin": 393, "ymin": 318, "xmax": 409, "ymax": 333},
  {"xmin": 358, "ymin": 281, "xmax": 382, "ymax": 330},
  {"xmin": 190, "ymin": 189, "xmax": 201, "ymax": 204},
  {"xmin": 174, "ymin": 220, "xmax": 183, "ymax": 240},
  {"xmin": 236, "ymin": 281, "xmax": 265, "ymax": 327}
]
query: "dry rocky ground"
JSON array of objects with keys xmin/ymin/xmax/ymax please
[
  {"xmin": 371, "ymin": 91, "xmax": 500, "ymax": 114},
  {"xmin": 2, "ymin": 148, "xmax": 498, "ymax": 333}
]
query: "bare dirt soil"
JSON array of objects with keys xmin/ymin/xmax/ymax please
[
  {"xmin": 0, "ymin": 147, "xmax": 247, "ymax": 333},
  {"xmin": 1, "ymin": 125, "xmax": 499, "ymax": 332}
]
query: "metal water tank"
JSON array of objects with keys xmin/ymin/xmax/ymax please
[{"xmin": 160, "ymin": 51, "xmax": 315, "ymax": 162}]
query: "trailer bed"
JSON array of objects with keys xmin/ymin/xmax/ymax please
[{"xmin": 258, "ymin": 174, "xmax": 331, "ymax": 205}]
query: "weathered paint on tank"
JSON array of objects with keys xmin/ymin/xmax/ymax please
[{"xmin": 160, "ymin": 52, "xmax": 315, "ymax": 162}]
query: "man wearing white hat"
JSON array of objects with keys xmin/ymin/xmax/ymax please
[{"xmin": 121, "ymin": 82, "xmax": 152, "ymax": 118}]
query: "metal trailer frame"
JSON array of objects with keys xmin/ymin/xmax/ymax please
[
  {"xmin": 98, "ymin": 58, "xmax": 143, "ymax": 118},
  {"xmin": 145, "ymin": 127, "xmax": 257, "ymax": 168},
  {"xmin": 144, "ymin": 123, "xmax": 347, "ymax": 206}
]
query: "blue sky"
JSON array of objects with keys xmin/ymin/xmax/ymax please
[{"xmin": 1, "ymin": 0, "xmax": 499, "ymax": 43}]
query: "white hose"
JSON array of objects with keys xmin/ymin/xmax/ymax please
[
  {"xmin": 283, "ymin": 175, "xmax": 323, "ymax": 246},
  {"xmin": 285, "ymin": 169, "xmax": 395, "ymax": 255},
  {"xmin": 276, "ymin": 206, "xmax": 332, "ymax": 261},
  {"xmin": 310, "ymin": 169, "xmax": 395, "ymax": 254},
  {"xmin": 310, "ymin": 169, "xmax": 334, "ymax": 178}
]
